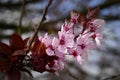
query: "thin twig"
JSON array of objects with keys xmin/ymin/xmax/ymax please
[
  {"xmin": 66, "ymin": 69, "xmax": 79, "ymax": 80},
  {"xmin": 65, "ymin": 64, "xmax": 79, "ymax": 80},
  {"xmin": 18, "ymin": 0, "xmax": 25, "ymax": 34},
  {"xmin": 103, "ymin": 74, "xmax": 120, "ymax": 80},
  {"xmin": 26, "ymin": 0, "xmax": 53, "ymax": 53}
]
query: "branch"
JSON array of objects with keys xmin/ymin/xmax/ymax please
[
  {"xmin": 0, "ymin": 21, "xmax": 58, "ymax": 33},
  {"xmin": 26, "ymin": 0, "xmax": 53, "ymax": 53},
  {"xmin": 18, "ymin": 0, "xmax": 26, "ymax": 34},
  {"xmin": 0, "ymin": 0, "xmax": 40, "ymax": 9},
  {"xmin": 65, "ymin": 65, "xmax": 80, "ymax": 80},
  {"xmin": 103, "ymin": 15, "xmax": 120, "ymax": 21},
  {"xmin": 103, "ymin": 74, "xmax": 120, "ymax": 80},
  {"xmin": 99, "ymin": 0, "xmax": 120, "ymax": 9},
  {"xmin": 66, "ymin": 61, "xmax": 96, "ymax": 80}
]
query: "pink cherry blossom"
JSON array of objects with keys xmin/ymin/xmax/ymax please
[
  {"xmin": 29, "ymin": 9, "xmax": 105, "ymax": 73},
  {"xmin": 70, "ymin": 10, "xmax": 79, "ymax": 24},
  {"xmin": 57, "ymin": 31, "xmax": 74, "ymax": 53},
  {"xmin": 76, "ymin": 55, "xmax": 83, "ymax": 64},
  {"xmin": 61, "ymin": 11, "xmax": 79, "ymax": 34},
  {"xmin": 67, "ymin": 48, "xmax": 83, "ymax": 64},
  {"xmin": 42, "ymin": 33, "xmax": 52, "ymax": 47},
  {"xmin": 61, "ymin": 20, "xmax": 74, "ymax": 34},
  {"xmin": 76, "ymin": 34, "xmax": 94, "ymax": 60},
  {"xmin": 41, "ymin": 34, "xmax": 65, "ymax": 70},
  {"xmin": 41, "ymin": 33, "xmax": 55, "ymax": 56},
  {"xmin": 87, "ymin": 19, "xmax": 105, "ymax": 32},
  {"xmin": 92, "ymin": 19, "xmax": 105, "ymax": 28},
  {"xmin": 91, "ymin": 32, "xmax": 103, "ymax": 48}
]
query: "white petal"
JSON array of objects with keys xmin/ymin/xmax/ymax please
[
  {"xmin": 58, "ymin": 45, "xmax": 67, "ymax": 53},
  {"xmin": 95, "ymin": 37, "xmax": 101, "ymax": 47},
  {"xmin": 76, "ymin": 35, "xmax": 84, "ymax": 44},
  {"xmin": 65, "ymin": 34, "xmax": 74, "ymax": 47},
  {"xmin": 93, "ymin": 19, "xmax": 105, "ymax": 28},
  {"xmin": 76, "ymin": 55, "xmax": 83, "ymax": 64},
  {"xmin": 81, "ymin": 52, "xmax": 88, "ymax": 61},
  {"xmin": 46, "ymin": 48, "xmax": 55, "ymax": 56},
  {"xmin": 52, "ymin": 37, "xmax": 59, "ymax": 48},
  {"xmin": 42, "ymin": 33, "xmax": 52, "ymax": 47}
]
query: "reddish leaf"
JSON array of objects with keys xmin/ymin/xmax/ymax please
[
  {"xmin": 9, "ymin": 34, "xmax": 25, "ymax": 51},
  {"xmin": 38, "ymin": 43, "xmax": 46, "ymax": 57},
  {"xmin": 4, "ymin": 69, "xmax": 21, "ymax": 80},
  {"xmin": 30, "ymin": 37, "xmax": 41, "ymax": 54},
  {"xmin": 10, "ymin": 50, "xmax": 26, "ymax": 64},
  {"xmin": 77, "ymin": 13, "xmax": 86, "ymax": 24},
  {"xmin": 23, "ymin": 37, "xmax": 30, "ymax": 48},
  {"xmin": 12, "ymin": 49, "xmax": 26, "ymax": 56},
  {"xmin": 0, "ymin": 42, "xmax": 13, "ymax": 56},
  {"xmin": 87, "ymin": 7, "xmax": 99, "ymax": 20},
  {"xmin": 9, "ymin": 56, "xmax": 18, "ymax": 64},
  {"xmin": 0, "ymin": 60, "xmax": 8, "ymax": 72}
]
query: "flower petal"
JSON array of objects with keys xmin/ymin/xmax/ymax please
[
  {"xmin": 65, "ymin": 34, "xmax": 74, "ymax": 48},
  {"xmin": 76, "ymin": 55, "xmax": 83, "ymax": 64},
  {"xmin": 81, "ymin": 52, "xmax": 88, "ymax": 61},
  {"xmin": 93, "ymin": 19, "xmax": 105, "ymax": 28},
  {"xmin": 52, "ymin": 37, "xmax": 59, "ymax": 48},
  {"xmin": 95, "ymin": 37, "xmax": 101, "ymax": 47},
  {"xmin": 42, "ymin": 33, "xmax": 52, "ymax": 47},
  {"xmin": 46, "ymin": 48, "xmax": 55, "ymax": 56},
  {"xmin": 58, "ymin": 45, "xmax": 67, "ymax": 53}
]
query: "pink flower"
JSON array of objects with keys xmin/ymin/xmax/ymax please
[
  {"xmin": 91, "ymin": 32, "xmax": 103, "ymax": 48},
  {"xmin": 30, "ymin": 36, "xmax": 65, "ymax": 73},
  {"xmin": 61, "ymin": 20, "xmax": 74, "ymax": 34},
  {"xmin": 87, "ymin": 19, "xmax": 105, "ymax": 32},
  {"xmin": 42, "ymin": 33, "xmax": 52, "ymax": 47},
  {"xmin": 57, "ymin": 31, "xmax": 74, "ymax": 53},
  {"xmin": 67, "ymin": 48, "xmax": 83, "ymax": 64},
  {"xmin": 76, "ymin": 55, "xmax": 83, "ymax": 64},
  {"xmin": 49, "ymin": 49, "xmax": 65, "ymax": 70},
  {"xmin": 42, "ymin": 34, "xmax": 66, "ymax": 69},
  {"xmin": 41, "ymin": 33, "xmax": 55, "ymax": 56},
  {"xmin": 71, "ymin": 10, "xmax": 79, "ymax": 24},
  {"xmin": 92, "ymin": 19, "xmax": 105, "ymax": 28},
  {"xmin": 76, "ymin": 34, "xmax": 94, "ymax": 60},
  {"xmin": 61, "ymin": 11, "xmax": 79, "ymax": 34}
]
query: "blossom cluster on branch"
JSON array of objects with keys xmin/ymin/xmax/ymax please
[{"xmin": 0, "ymin": 7, "xmax": 105, "ymax": 80}]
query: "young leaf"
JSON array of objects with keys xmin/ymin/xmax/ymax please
[
  {"xmin": 9, "ymin": 34, "xmax": 25, "ymax": 50},
  {"xmin": 0, "ymin": 42, "xmax": 13, "ymax": 56},
  {"xmin": 87, "ymin": 7, "xmax": 99, "ymax": 20}
]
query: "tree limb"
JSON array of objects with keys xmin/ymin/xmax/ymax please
[
  {"xmin": 103, "ymin": 74, "xmax": 120, "ymax": 80},
  {"xmin": 18, "ymin": 0, "xmax": 26, "ymax": 34},
  {"xmin": 0, "ymin": 0, "xmax": 40, "ymax": 9},
  {"xmin": 26, "ymin": 0, "xmax": 53, "ymax": 53}
]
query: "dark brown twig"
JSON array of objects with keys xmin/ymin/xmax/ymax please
[{"xmin": 26, "ymin": 0, "xmax": 53, "ymax": 53}]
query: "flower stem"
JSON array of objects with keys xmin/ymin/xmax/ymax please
[
  {"xmin": 18, "ymin": 0, "xmax": 25, "ymax": 35},
  {"xmin": 26, "ymin": 0, "xmax": 53, "ymax": 53}
]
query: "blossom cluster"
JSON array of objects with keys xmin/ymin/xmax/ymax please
[
  {"xmin": 0, "ymin": 8, "xmax": 105, "ymax": 80},
  {"xmin": 30, "ymin": 9, "xmax": 105, "ymax": 73}
]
